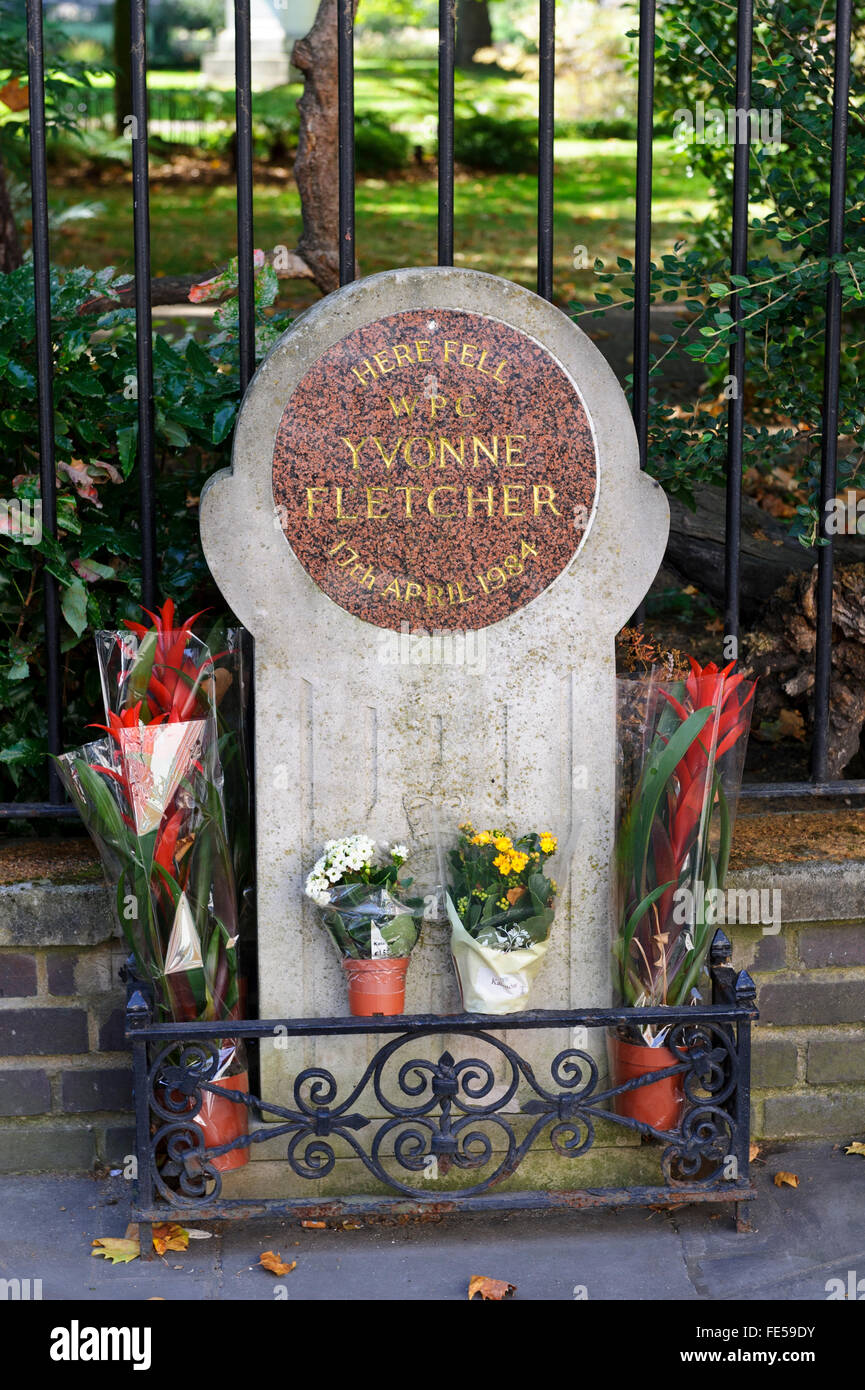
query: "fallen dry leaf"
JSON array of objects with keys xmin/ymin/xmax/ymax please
[
  {"xmin": 259, "ymin": 1250, "xmax": 297, "ymax": 1276},
  {"xmin": 773, "ymin": 1171, "xmax": 799, "ymax": 1189},
  {"xmin": 468, "ymin": 1275, "xmax": 517, "ymax": 1301},
  {"xmin": 153, "ymin": 1223, "xmax": 189, "ymax": 1255},
  {"xmin": 301, "ymin": 1220, "xmax": 326, "ymax": 1229},
  {"xmin": 92, "ymin": 1237, "xmax": 140, "ymax": 1265},
  {"xmin": 844, "ymin": 1141, "xmax": 865, "ymax": 1157},
  {"xmin": 749, "ymin": 1142, "xmax": 761, "ymax": 1162}
]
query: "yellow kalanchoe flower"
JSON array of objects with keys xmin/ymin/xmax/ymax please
[
  {"xmin": 493, "ymin": 853, "xmax": 512, "ymax": 875},
  {"xmin": 509, "ymin": 851, "xmax": 529, "ymax": 873},
  {"xmin": 471, "ymin": 831, "xmax": 492, "ymax": 846},
  {"xmin": 493, "ymin": 835, "xmax": 512, "ymax": 853},
  {"xmin": 539, "ymin": 833, "xmax": 557, "ymax": 855}
]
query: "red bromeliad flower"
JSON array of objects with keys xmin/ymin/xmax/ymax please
[
  {"xmin": 629, "ymin": 659, "xmax": 756, "ymax": 999},
  {"xmin": 123, "ymin": 599, "xmax": 212, "ymax": 723}
]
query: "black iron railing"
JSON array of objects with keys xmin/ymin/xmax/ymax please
[
  {"xmin": 9, "ymin": 0, "xmax": 860, "ymax": 824},
  {"xmin": 126, "ymin": 930, "xmax": 758, "ymax": 1244}
]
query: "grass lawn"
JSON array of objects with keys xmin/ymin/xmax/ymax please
[
  {"xmin": 47, "ymin": 140, "xmax": 710, "ymax": 315},
  {"xmin": 84, "ymin": 59, "xmax": 606, "ymax": 127}
]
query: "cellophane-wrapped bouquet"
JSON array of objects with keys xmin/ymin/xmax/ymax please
[
  {"xmin": 445, "ymin": 825, "xmax": 561, "ymax": 1014},
  {"xmin": 305, "ymin": 835, "xmax": 424, "ymax": 959},
  {"xmin": 57, "ymin": 602, "xmax": 244, "ymax": 1029}
]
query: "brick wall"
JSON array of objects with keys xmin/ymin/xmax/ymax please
[
  {"xmin": 0, "ymin": 883, "xmax": 135, "ymax": 1172},
  {"xmin": 0, "ymin": 860, "xmax": 863, "ymax": 1171},
  {"xmin": 727, "ymin": 860, "xmax": 865, "ymax": 1140}
]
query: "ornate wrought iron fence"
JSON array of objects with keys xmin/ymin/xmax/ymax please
[
  {"xmin": 9, "ymin": 0, "xmax": 860, "ymax": 824},
  {"xmin": 126, "ymin": 930, "xmax": 757, "ymax": 1245}
]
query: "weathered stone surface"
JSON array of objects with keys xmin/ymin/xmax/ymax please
[
  {"xmin": 762, "ymin": 1089, "xmax": 865, "ymax": 1139},
  {"xmin": 0, "ymin": 1122, "xmax": 95, "ymax": 1173},
  {"xmin": 726, "ymin": 861, "xmax": 865, "ymax": 925},
  {"xmin": 201, "ymin": 267, "xmax": 669, "ymax": 1136},
  {"xmin": 759, "ymin": 976, "xmax": 865, "ymax": 1027},
  {"xmin": 60, "ymin": 1067, "xmax": 133, "ymax": 1114},
  {"xmin": 0, "ymin": 1008, "xmax": 89, "ymax": 1057},
  {"xmin": 0, "ymin": 952, "xmax": 38, "ymax": 998},
  {"xmin": 0, "ymin": 883, "xmax": 115, "ymax": 948},
  {"xmin": 0, "ymin": 1069, "xmax": 51, "ymax": 1117},
  {"xmin": 807, "ymin": 1035, "xmax": 865, "ymax": 1084},
  {"xmin": 46, "ymin": 953, "xmax": 77, "ymax": 997},
  {"xmin": 798, "ymin": 925, "xmax": 865, "ymax": 968},
  {"xmin": 751, "ymin": 1037, "xmax": 798, "ymax": 1088}
]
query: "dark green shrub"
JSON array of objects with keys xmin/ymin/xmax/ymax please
[
  {"xmin": 354, "ymin": 113, "xmax": 411, "ymax": 173},
  {"xmin": 453, "ymin": 113, "xmax": 537, "ymax": 172},
  {"xmin": 0, "ymin": 260, "xmax": 289, "ymax": 805}
]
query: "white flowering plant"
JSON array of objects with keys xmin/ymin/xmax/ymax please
[{"xmin": 304, "ymin": 836, "xmax": 423, "ymax": 960}]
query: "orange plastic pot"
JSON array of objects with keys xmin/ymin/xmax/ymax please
[
  {"xmin": 163, "ymin": 1069, "xmax": 250, "ymax": 1174},
  {"xmin": 195, "ymin": 1070, "xmax": 250, "ymax": 1172},
  {"xmin": 608, "ymin": 1036, "xmax": 685, "ymax": 1132},
  {"xmin": 342, "ymin": 956, "xmax": 409, "ymax": 1016}
]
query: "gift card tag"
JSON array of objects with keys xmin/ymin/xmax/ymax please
[
  {"xmin": 370, "ymin": 925, "xmax": 389, "ymax": 958},
  {"xmin": 475, "ymin": 964, "xmax": 529, "ymax": 1001}
]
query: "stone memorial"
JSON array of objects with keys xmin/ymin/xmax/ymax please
[{"xmin": 200, "ymin": 266, "xmax": 669, "ymax": 1195}]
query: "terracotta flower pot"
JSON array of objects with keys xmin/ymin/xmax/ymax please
[
  {"xmin": 608, "ymin": 1035, "xmax": 685, "ymax": 1132},
  {"xmin": 342, "ymin": 956, "xmax": 409, "ymax": 1016}
]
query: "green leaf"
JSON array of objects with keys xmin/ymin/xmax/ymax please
[
  {"xmin": 60, "ymin": 577, "xmax": 88, "ymax": 636},
  {"xmin": 211, "ymin": 402, "xmax": 237, "ymax": 445}
]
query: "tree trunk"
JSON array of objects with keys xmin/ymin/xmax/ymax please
[
  {"xmin": 87, "ymin": 0, "xmax": 352, "ymax": 307},
  {"xmin": 666, "ymin": 483, "xmax": 862, "ymax": 621},
  {"xmin": 742, "ymin": 563, "xmax": 865, "ymax": 778},
  {"xmin": 113, "ymin": 0, "xmax": 133, "ymax": 139},
  {"xmin": 0, "ymin": 151, "xmax": 22, "ymax": 273},
  {"xmin": 292, "ymin": 0, "xmax": 359, "ymax": 296},
  {"xmin": 455, "ymin": 0, "xmax": 493, "ymax": 68}
]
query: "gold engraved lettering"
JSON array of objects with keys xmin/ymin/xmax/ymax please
[
  {"xmin": 439, "ymin": 437, "xmax": 465, "ymax": 469},
  {"xmin": 502, "ymin": 484, "xmax": 525, "ymax": 518},
  {"xmin": 366, "ymin": 486, "xmax": 390, "ymax": 519},
  {"xmin": 340, "ymin": 437, "xmax": 368, "ymax": 469},
  {"xmin": 372, "ymin": 437, "xmax": 403, "ymax": 469},
  {"xmin": 403, "ymin": 437, "xmax": 435, "ymax": 470},
  {"xmin": 467, "ymin": 485, "xmax": 495, "ymax": 517},
  {"xmin": 532, "ymin": 484, "xmax": 561, "ymax": 516},
  {"xmin": 306, "ymin": 486, "xmax": 327, "ymax": 516},
  {"xmin": 505, "ymin": 435, "xmax": 526, "ymax": 466},
  {"xmin": 351, "ymin": 359, "xmax": 378, "ymax": 385},
  {"xmin": 394, "ymin": 485, "xmax": 419, "ymax": 517},
  {"xmin": 335, "ymin": 486, "xmax": 358, "ymax": 521},
  {"xmin": 427, "ymin": 486, "xmax": 457, "ymax": 518},
  {"xmin": 473, "ymin": 436, "xmax": 498, "ymax": 468}
]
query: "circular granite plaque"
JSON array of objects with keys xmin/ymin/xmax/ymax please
[{"xmin": 272, "ymin": 308, "xmax": 597, "ymax": 631}]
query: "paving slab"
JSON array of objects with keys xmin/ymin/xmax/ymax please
[{"xmin": 0, "ymin": 1142, "xmax": 862, "ymax": 1301}]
